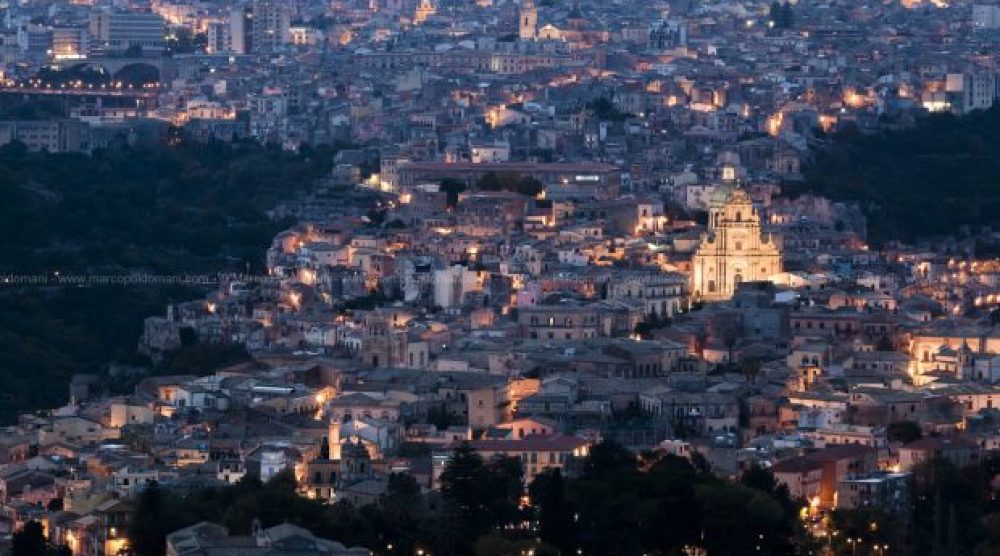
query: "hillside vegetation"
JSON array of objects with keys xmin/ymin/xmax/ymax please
[
  {"xmin": 0, "ymin": 139, "xmax": 337, "ymax": 422},
  {"xmin": 790, "ymin": 107, "xmax": 1000, "ymax": 244}
]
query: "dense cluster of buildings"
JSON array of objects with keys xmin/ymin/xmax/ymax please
[
  {"xmin": 4, "ymin": 0, "xmax": 1000, "ymax": 553},
  {"xmin": 1, "ymin": 0, "xmax": 1000, "ymax": 153}
]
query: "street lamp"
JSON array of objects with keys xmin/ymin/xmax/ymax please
[{"xmin": 826, "ymin": 530, "xmax": 838, "ymax": 554}]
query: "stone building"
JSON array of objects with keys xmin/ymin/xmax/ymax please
[{"xmin": 691, "ymin": 187, "xmax": 782, "ymax": 302}]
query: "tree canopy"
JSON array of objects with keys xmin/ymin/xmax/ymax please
[
  {"xmin": 791, "ymin": 106, "xmax": 1000, "ymax": 244},
  {"xmin": 123, "ymin": 440, "xmax": 815, "ymax": 556},
  {"xmin": 0, "ymin": 139, "xmax": 339, "ymax": 423},
  {"xmin": 476, "ymin": 172, "xmax": 544, "ymax": 197}
]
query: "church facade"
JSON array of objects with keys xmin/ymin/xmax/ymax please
[{"xmin": 691, "ymin": 187, "xmax": 782, "ymax": 302}]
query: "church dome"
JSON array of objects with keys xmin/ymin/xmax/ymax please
[
  {"xmin": 709, "ymin": 183, "xmax": 735, "ymax": 206},
  {"xmin": 710, "ymin": 185, "xmax": 753, "ymax": 207},
  {"xmin": 716, "ymin": 151, "xmax": 741, "ymax": 166}
]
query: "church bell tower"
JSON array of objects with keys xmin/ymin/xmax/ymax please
[{"xmin": 520, "ymin": 0, "xmax": 538, "ymax": 40}]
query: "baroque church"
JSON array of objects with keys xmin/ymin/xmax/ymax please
[{"xmin": 691, "ymin": 186, "xmax": 782, "ymax": 302}]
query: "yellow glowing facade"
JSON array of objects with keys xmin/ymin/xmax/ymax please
[
  {"xmin": 414, "ymin": 0, "xmax": 435, "ymax": 24},
  {"xmin": 691, "ymin": 188, "xmax": 782, "ymax": 301}
]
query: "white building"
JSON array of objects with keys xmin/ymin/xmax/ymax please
[
  {"xmin": 89, "ymin": 9, "xmax": 165, "ymax": 55},
  {"xmin": 260, "ymin": 450, "xmax": 287, "ymax": 482},
  {"xmin": 973, "ymin": 4, "xmax": 1000, "ymax": 28},
  {"xmin": 433, "ymin": 265, "xmax": 484, "ymax": 309},
  {"xmin": 230, "ymin": 0, "xmax": 290, "ymax": 55}
]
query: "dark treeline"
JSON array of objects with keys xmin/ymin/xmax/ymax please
[
  {"xmin": 11, "ymin": 441, "xmax": 1000, "ymax": 555},
  {"xmin": 119, "ymin": 441, "xmax": 1000, "ymax": 556},
  {"xmin": 0, "ymin": 138, "xmax": 339, "ymax": 274},
  {"xmin": 0, "ymin": 138, "xmax": 339, "ymax": 422},
  {"xmin": 824, "ymin": 453, "xmax": 1000, "ymax": 556},
  {"xmin": 123, "ymin": 441, "xmax": 813, "ymax": 556},
  {"xmin": 790, "ymin": 106, "xmax": 1000, "ymax": 245}
]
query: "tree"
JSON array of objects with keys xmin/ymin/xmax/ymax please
[
  {"xmin": 476, "ymin": 172, "xmax": 544, "ymax": 197},
  {"xmin": 473, "ymin": 534, "xmax": 556, "ymax": 556},
  {"xmin": 769, "ymin": 1, "xmax": 782, "ymax": 26},
  {"xmin": 12, "ymin": 521, "xmax": 46, "ymax": 556},
  {"xmin": 876, "ymin": 335, "xmax": 895, "ymax": 351},
  {"xmin": 582, "ymin": 439, "xmax": 635, "ymax": 477},
  {"xmin": 829, "ymin": 507, "xmax": 905, "ymax": 555},
  {"xmin": 439, "ymin": 442, "xmax": 493, "ymax": 544},
  {"xmin": 769, "ymin": 2, "xmax": 793, "ymax": 28},
  {"xmin": 440, "ymin": 178, "xmax": 466, "ymax": 208},
  {"xmin": 0, "ymin": 140, "xmax": 347, "ymax": 424},
  {"xmin": 439, "ymin": 443, "xmax": 528, "ymax": 550},
  {"xmin": 740, "ymin": 464, "xmax": 781, "ymax": 493},
  {"xmin": 529, "ymin": 469, "xmax": 577, "ymax": 554},
  {"xmin": 515, "ymin": 177, "xmax": 544, "ymax": 197},
  {"xmin": 365, "ymin": 473, "xmax": 424, "ymax": 555},
  {"xmin": 690, "ymin": 451, "xmax": 713, "ymax": 475},
  {"xmin": 911, "ymin": 456, "xmax": 989, "ymax": 556},
  {"xmin": 780, "ymin": 2, "xmax": 794, "ymax": 28},
  {"xmin": 791, "ymin": 105, "xmax": 1000, "ymax": 244},
  {"xmin": 122, "ymin": 438, "xmax": 815, "ymax": 556},
  {"xmin": 484, "ymin": 455, "xmax": 525, "ymax": 528},
  {"xmin": 976, "ymin": 512, "xmax": 1000, "ymax": 556},
  {"xmin": 714, "ymin": 317, "xmax": 742, "ymax": 364},
  {"xmin": 738, "ymin": 356, "xmax": 763, "ymax": 384},
  {"xmin": 426, "ymin": 404, "xmax": 454, "ymax": 430},
  {"xmin": 586, "ymin": 97, "xmax": 630, "ymax": 121},
  {"xmin": 128, "ymin": 482, "xmax": 171, "ymax": 556},
  {"xmin": 887, "ymin": 421, "xmax": 923, "ymax": 444}
]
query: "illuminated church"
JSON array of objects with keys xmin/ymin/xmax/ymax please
[{"xmin": 691, "ymin": 186, "xmax": 782, "ymax": 302}]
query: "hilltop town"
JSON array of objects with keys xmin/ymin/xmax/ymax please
[{"xmin": 3, "ymin": 0, "xmax": 1000, "ymax": 554}]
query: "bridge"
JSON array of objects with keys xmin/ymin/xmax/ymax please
[{"xmin": 52, "ymin": 57, "xmax": 178, "ymax": 83}]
